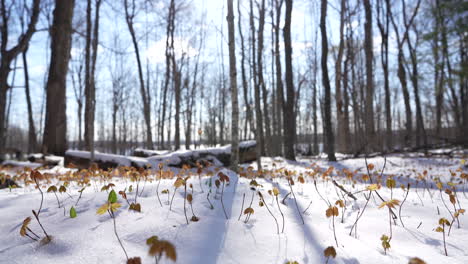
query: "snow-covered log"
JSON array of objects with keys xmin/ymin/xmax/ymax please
[{"xmin": 64, "ymin": 141, "xmax": 257, "ymax": 169}]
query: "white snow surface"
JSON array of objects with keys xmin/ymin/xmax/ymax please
[{"xmin": 0, "ymin": 154, "xmax": 467, "ymax": 264}]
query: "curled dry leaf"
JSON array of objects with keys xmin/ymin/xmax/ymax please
[
  {"xmin": 127, "ymin": 257, "xmax": 142, "ymax": 264},
  {"xmin": 323, "ymin": 246, "xmax": 337, "ymax": 259},
  {"xmin": 20, "ymin": 217, "xmax": 32, "ymax": 237},
  {"xmin": 148, "ymin": 240, "xmax": 177, "ymax": 262},
  {"xmin": 244, "ymin": 207, "xmax": 254, "ymax": 215},
  {"xmin": 272, "ymin": 187, "xmax": 280, "ymax": 196}
]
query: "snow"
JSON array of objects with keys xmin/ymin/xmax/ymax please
[{"xmin": 1, "ymin": 153, "xmax": 467, "ymax": 264}]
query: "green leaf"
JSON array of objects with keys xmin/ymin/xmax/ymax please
[
  {"xmin": 108, "ymin": 190, "xmax": 118, "ymax": 203},
  {"xmin": 70, "ymin": 206, "xmax": 77, "ymax": 218}
]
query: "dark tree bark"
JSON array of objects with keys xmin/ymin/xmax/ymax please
[
  {"xmin": 256, "ymin": 0, "xmax": 272, "ymax": 156},
  {"xmin": 237, "ymin": 0, "xmax": 253, "ymax": 141},
  {"xmin": 249, "ymin": 0, "xmax": 264, "ymax": 168},
  {"xmin": 377, "ymin": 0, "xmax": 392, "ymax": 150},
  {"xmin": 227, "ymin": 0, "xmax": 239, "ymax": 172},
  {"xmin": 22, "ymin": 46, "xmax": 37, "ymax": 153},
  {"xmin": 0, "ymin": 0, "xmax": 40, "ymax": 158},
  {"xmin": 43, "ymin": 0, "xmax": 75, "ymax": 155},
  {"xmin": 274, "ymin": 0, "xmax": 284, "ymax": 156},
  {"xmin": 320, "ymin": 0, "xmax": 336, "ymax": 161},
  {"xmin": 335, "ymin": 0, "xmax": 347, "ymax": 153},
  {"xmin": 84, "ymin": 0, "xmax": 101, "ymax": 159},
  {"xmin": 283, "ymin": 0, "xmax": 296, "ymax": 161},
  {"xmin": 363, "ymin": 0, "xmax": 376, "ymax": 152}
]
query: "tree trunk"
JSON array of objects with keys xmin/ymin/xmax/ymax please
[
  {"xmin": 124, "ymin": 0, "xmax": 153, "ymax": 149},
  {"xmin": 227, "ymin": 0, "xmax": 239, "ymax": 172},
  {"xmin": 23, "ymin": 47, "xmax": 37, "ymax": 153},
  {"xmin": 0, "ymin": 0, "xmax": 40, "ymax": 158},
  {"xmin": 335, "ymin": 0, "xmax": 347, "ymax": 153},
  {"xmin": 320, "ymin": 0, "xmax": 336, "ymax": 161},
  {"xmin": 283, "ymin": 0, "xmax": 296, "ymax": 161},
  {"xmin": 43, "ymin": 0, "xmax": 75, "ymax": 155},
  {"xmin": 257, "ymin": 0, "xmax": 272, "ymax": 156},
  {"xmin": 363, "ymin": 0, "xmax": 375, "ymax": 152},
  {"xmin": 249, "ymin": 0, "xmax": 264, "ymax": 168}
]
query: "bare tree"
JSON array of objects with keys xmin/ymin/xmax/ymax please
[
  {"xmin": 43, "ymin": 0, "xmax": 75, "ymax": 155},
  {"xmin": 0, "ymin": 0, "xmax": 40, "ymax": 158},
  {"xmin": 124, "ymin": 0, "xmax": 153, "ymax": 149},
  {"xmin": 283, "ymin": 0, "xmax": 296, "ymax": 160},
  {"xmin": 84, "ymin": 0, "xmax": 102, "ymax": 158},
  {"xmin": 227, "ymin": 0, "xmax": 239, "ymax": 172},
  {"xmin": 363, "ymin": 0, "xmax": 375, "ymax": 151},
  {"xmin": 320, "ymin": 0, "xmax": 336, "ymax": 161}
]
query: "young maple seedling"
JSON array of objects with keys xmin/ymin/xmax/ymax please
[
  {"xmin": 435, "ymin": 218, "xmax": 450, "ymax": 256},
  {"xmin": 170, "ymin": 177, "xmax": 184, "ymax": 211},
  {"xmin": 272, "ymin": 187, "xmax": 285, "ymax": 233},
  {"xmin": 286, "ymin": 172, "xmax": 304, "ymax": 225},
  {"xmin": 323, "ymin": 246, "xmax": 337, "ymax": 264},
  {"xmin": 187, "ymin": 185, "xmax": 199, "ymax": 222},
  {"xmin": 156, "ymin": 163, "xmax": 164, "ymax": 207},
  {"xmin": 258, "ymin": 191, "xmax": 280, "ymax": 234},
  {"xmin": 96, "ymin": 190, "xmax": 131, "ymax": 262},
  {"xmin": 146, "ymin": 235, "xmax": 177, "ymax": 264},
  {"xmin": 218, "ymin": 172, "xmax": 230, "ymax": 219},
  {"xmin": 161, "ymin": 189, "xmax": 170, "ymax": 205},
  {"xmin": 399, "ymin": 183, "xmax": 411, "ymax": 227},
  {"xmin": 20, "ymin": 171, "xmax": 52, "ymax": 244},
  {"xmin": 47, "ymin": 185, "xmax": 61, "ymax": 208},
  {"xmin": 182, "ymin": 176, "xmax": 190, "ymax": 224},
  {"xmin": 378, "ymin": 199, "xmax": 400, "ymax": 240},
  {"xmin": 326, "ymin": 205, "xmax": 340, "ymax": 247},
  {"xmin": 380, "ymin": 234, "xmax": 391, "ymax": 255},
  {"xmin": 349, "ymin": 183, "xmax": 380, "ymax": 237},
  {"xmin": 75, "ymin": 186, "xmax": 86, "ymax": 206}
]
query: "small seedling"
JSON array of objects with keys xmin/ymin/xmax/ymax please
[
  {"xmin": 326, "ymin": 205, "xmax": 339, "ymax": 247},
  {"xmin": 273, "ymin": 187, "xmax": 285, "ymax": 233},
  {"xmin": 161, "ymin": 189, "xmax": 170, "ymax": 205},
  {"xmin": 96, "ymin": 190, "xmax": 129, "ymax": 261},
  {"xmin": 156, "ymin": 163, "xmax": 164, "ymax": 207},
  {"xmin": 70, "ymin": 206, "xmax": 77, "ymax": 218},
  {"xmin": 47, "ymin": 185, "xmax": 61, "ymax": 208},
  {"xmin": 435, "ymin": 218, "xmax": 450, "ymax": 256},
  {"xmin": 258, "ymin": 191, "xmax": 279, "ymax": 234},
  {"xmin": 147, "ymin": 235, "xmax": 177, "ymax": 263},
  {"xmin": 378, "ymin": 199, "xmax": 400, "ymax": 239},
  {"xmin": 380, "ymin": 234, "xmax": 391, "ymax": 255},
  {"xmin": 323, "ymin": 246, "xmax": 337, "ymax": 264},
  {"xmin": 218, "ymin": 172, "xmax": 230, "ymax": 219}
]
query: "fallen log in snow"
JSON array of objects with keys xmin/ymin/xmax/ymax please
[{"xmin": 65, "ymin": 141, "xmax": 257, "ymax": 169}]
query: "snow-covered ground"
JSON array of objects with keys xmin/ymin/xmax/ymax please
[{"xmin": 0, "ymin": 154, "xmax": 467, "ymax": 264}]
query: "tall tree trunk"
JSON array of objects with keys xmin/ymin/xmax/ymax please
[
  {"xmin": 257, "ymin": 0, "xmax": 272, "ymax": 156},
  {"xmin": 0, "ymin": 0, "xmax": 40, "ymax": 158},
  {"xmin": 249, "ymin": 0, "xmax": 264, "ymax": 168},
  {"xmin": 363, "ymin": 0, "xmax": 375, "ymax": 152},
  {"xmin": 320, "ymin": 0, "xmax": 336, "ymax": 161},
  {"xmin": 84, "ymin": 0, "xmax": 101, "ymax": 159},
  {"xmin": 227, "ymin": 0, "xmax": 239, "ymax": 172},
  {"xmin": 407, "ymin": 27, "xmax": 427, "ymax": 148},
  {"xmin": 335, "ymin": 0, "xmax": 347, "ymax": 153},
  {"xmin": 283, "ymin": 0, "xmax": 296, "ymax": 161},
  {"xmin": 124, "ymin": 0, "xmax": 153, "ymax": 149},
  {"xmin": 237, "ymin": 0, "xmax": 253, "ymax": 141},
  {"xmin": 274, "ymin": 0, "xmax": 284, "ymax": 156},
  {"xmin": 43, "ymin": 0, "xmax": 74, "ymax": 155},
  {"xmin": 377, "ymin": 0, "xmax": 392, "ymax": 150},
  {"xmin": 23, "ymin": 46, "xmax": 37, "ymax": 153}
]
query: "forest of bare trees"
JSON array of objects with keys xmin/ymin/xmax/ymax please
[{"xmin": 0, "ymin": 0, "xmax": 467, "ymax": 162}]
